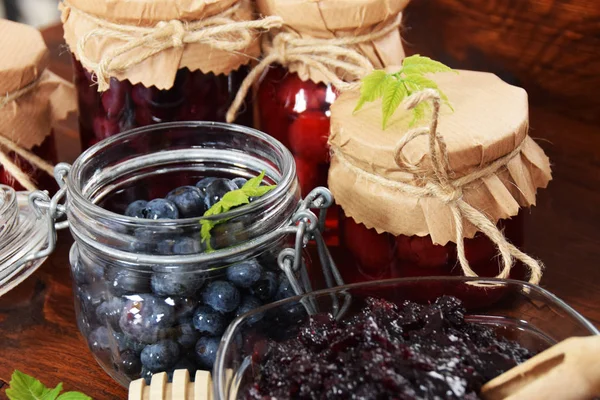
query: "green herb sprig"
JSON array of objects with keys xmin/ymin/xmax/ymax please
[
  {"xmin": 200, "ymin": 171, "xmax": 276, "ymax": 250},
  {"xmin": 6, "ymin": 370, "xmax": 91, "ymax": 400},
  {"xmin": 354, "ymin": 55, "xmax": 456, "ymax": 129}
]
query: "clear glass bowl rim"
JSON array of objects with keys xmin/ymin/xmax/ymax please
[{"xmin": 214, "ymin": 276, "xmax": 599, "ymax": 398}]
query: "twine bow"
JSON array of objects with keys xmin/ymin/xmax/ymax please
[
  {"xmin": 65, "ymin": 1, "xmax": 284, "ymax": 91},
  {"xmin": 0, "ymin": 76, "xmax": 55, "ymax": 192},
  {"xmin": 225, "ymin": 13, "xmax": 403, "ymax": 123},
  {"xmin": 332, "ymin": 89, "xmax": 543, "ymax": 284}
]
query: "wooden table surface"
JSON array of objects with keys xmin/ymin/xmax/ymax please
[{"xmin": 1, "ymin": 2, "xmax": 600, "ymax": 398}]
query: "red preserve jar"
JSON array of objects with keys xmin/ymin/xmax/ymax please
[
  {"xmin": 242, "ymin": 0, "xmax": 410, "ymax": 204},
  {"xmin": 328, "ymin": 69, "xmax": 552, "ymax": 285},
  {"xmin": 61, "ymin": 0, "xmax": 269, "ymax": 150},
  {"xmin": 0, "ymin": 19, "xmax": 76, "ymax": 192}
]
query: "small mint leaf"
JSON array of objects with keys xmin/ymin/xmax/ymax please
[
  {"xmin": 381, "ymin": 80, "xmax": 408, "ymax": 129},
  {"xmin": 402, "ymin": 54, "xmax": 455, "ymax": 75},
  {"xmin": 200, "ymin": 171, "xmax": 277, "ymax": 248},
  {"xmin": 354, "ymin": 70, "xmax": 391, "ymax": 112},
  {"xmin": 220, "ymin": 190, "xmax": 250, "ymax": 211},
  {"xmin": 6, "ymin": 370, "xmax": 49, "ymax": 400},
  {"xmin": 243, "ymin": 171, "xmax": 266, "ymax": 190},
  {"xmin": 242, "ymin": 185, "xmax": 276, "ymax": 198},
  {"xmin": 56, "ymin": 392, "xmax": 92, "ymax": 400},
  {"xmin": 41, "ymin": 383, "xmax": 63, "ymax": 400}
]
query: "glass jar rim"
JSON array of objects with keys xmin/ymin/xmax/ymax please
[{"xmin": 66, "ymin": 121, "xmax": 296, "ymax": 228}]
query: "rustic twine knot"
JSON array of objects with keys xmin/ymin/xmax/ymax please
[
  {"xmin": 65, "ymin": 0, "xmax": 284, "ymax": 91},
  {"xmin": 331, "ymin": 88, "xmax": 544, "ymax": 284},
  {"xmin": 0, "ymin": 76, "xmax": 55, "ymax": 192},
  {"xmin": 225, "ymin": 13, "xmax": 404, "ymax": 123}
]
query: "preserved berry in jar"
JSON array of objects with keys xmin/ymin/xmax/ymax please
[
  {"xmin": 338, "ymin": 212, "xmax": 525, "ymax": 284},
  {"xmin": 0, "ymin": 19, "xmax": 75, "ymax": 192},
  {"xmin": 73, "ymin": 60, "xmax": 252, "ymax": 149},
  {"xmin": 328, "ymin": 70, "xmax": 552, "ymax": 285},
  {"xmin": 61, "ymin": 0, "xmax": 263, "ymax": 150}
]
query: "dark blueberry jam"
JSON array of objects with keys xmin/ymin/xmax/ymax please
[{"xmin": 240, "ymin": 296, "xmax": 534, "ymax": 399}]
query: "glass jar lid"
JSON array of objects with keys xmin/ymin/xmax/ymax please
[{"xmin": 0, "ymin": 185, "xmax": 49, "ymax": 296}]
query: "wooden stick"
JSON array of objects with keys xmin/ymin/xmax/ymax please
[{"xmin": 481, "ymin": 336, "xmax": 600, "ymax": 400}]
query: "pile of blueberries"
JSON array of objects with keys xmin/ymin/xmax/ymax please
[
  {"xmin": 124, "ymin": 176, "xmax": 249, "ymax": 220},
  {"xmin": 74, "ymin": 175, "xmax": 298, "ymax": 384}
]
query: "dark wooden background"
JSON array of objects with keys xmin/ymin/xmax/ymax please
[{"xmin": 1, "ymin": 1, "xmax": 599, "ymax": 399}]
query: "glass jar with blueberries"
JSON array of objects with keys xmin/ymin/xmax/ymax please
[{"xmin": 24, "ymin": 122, "xmax": 339, "ymax": 387}]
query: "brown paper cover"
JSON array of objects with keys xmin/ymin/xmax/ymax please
[
  {"xmin": 328, "ymin": 70, "xmax": 552, "ymax": 245},
  {"xmin": 61, "ymin": 0, "xmax": 260, "ymax": 90},
  {"xmin": 0, "ymin": 20, "xmax": 77, "ymax": 150},
  {"xmin": 256, "ymin": 0, "xmax": 409, "ymax": 85}
]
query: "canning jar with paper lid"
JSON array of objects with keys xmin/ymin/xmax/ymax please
[
  {"xmin": 328, "ymin": 69, "xmax": 552, "ymax": 285},
  {"xmin": 13, "ymin": 121, "xmax": 340, "ymax": 387},
  {"xmin": 61, "ymin": 0, "xmax": 280, "ymax": 149},
  {"xmin": 225, "ymin": 0, "xmax": 410, "ymax": 235},
  {"xmin": 0, "ymin": 19, "xmax": 76, "ymax": 192}
]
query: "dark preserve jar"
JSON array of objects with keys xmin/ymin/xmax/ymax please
[
  {"xmin": 251, "ymin": 0, "xmax": 409, "ymax": 216},
  {"xmin": 0, "ymin": 19, "xmax": 76, "ymax": 192},
  {"xmin": 52, "ymin": 122, "xmax": 335, "ymax": 387},
  {"xmin": 61, "ymin": 0, "xmax": 262, "ymax": 150},
  {"xmin": 328, "ymin": 70, "xmax": 553, "ymax": 285}
]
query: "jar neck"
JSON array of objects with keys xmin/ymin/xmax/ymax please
[{"xmin": 65, "ymin": 122, "xmax": 299, "ymax": 266}]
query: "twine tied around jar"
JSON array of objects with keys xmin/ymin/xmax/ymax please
[
  {"xmin": 225, "ymin": 13, "xmax": 403, "ymax": 123},
  {"xmin": 330, "ymin": 89, "xmax": 544, "ymax": 284},
  {"xmin": 0, "ymin": 77, "xmax": 55, "ymax": 192},
  {"xmin": 62, "ymin": 0, "xmax": 284, "ymax": 92}
]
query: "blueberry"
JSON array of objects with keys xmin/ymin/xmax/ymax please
[
  {"xmin": 166, "ymin": 186, "xmax": 206, "ymax": 218},
  {"xmin": 116, "ymin": 350, "xmax": 142, "ymax": 377},
  {"xmin": 141, "ymin": 366, "xmax": 154, "ymax": 384},
  {"xmin": 113, "ymin": 331, "xmax": 145, "ymax": 354},
  {"xmin": 145, "ymin": 198, "xmax": 179, "ymax": 220},
  {"xmin": 195, "ymin": 336, "xmax": 220, "ymax": 369},
  {"xmin": 96, "ymin": 297, "xmax": 125, "ymax": 328},
  {"xmin": 177, "ymin": 319, "xmax": 200, "ymax": 349},
  {"xmin": 275, "ymin": 275, "xmax": 296, "ymax": 300},
  {"xmin": 72, "ymin": 260, "xmax": 104, "ymax": 285},
  {"xmin": 202, "ymin": 281, "xmax": 240, "ymax": 313},
  {"xmin": 251, "ymin": 271, "xmax": 278, "ymax": 302},
  {"xmin": 141, "ymin": 340, "xmax": 181, "ymax": 372},
  {"xmin": 226, "ymin": 260, "xmax": 263, "ymax": 288},
  {"xmin": 151, "ymin": 272, "xmax": 204, "ymax": 297},
  {"xmin": 125, "ymin": 200, "xmax": 149, "ymax": 218},
  {"xmin": 167, "ymin": 358, "xmax": 197, "ymax": 381},
  {"xmin": 77, "ymin": 282, "xmax": 106, "ymax": 318},
  {"xmin": 172, "ymin": 238, "xmax": 204, "ymax": 255},
  {"xmin": 88, "ymin": 327, "xmax": 110, "ymax": 352},
  {"xmin": 168, "ymin": 296, "xmax": 197, "ymax": 319},
  {"xmin": 195, "ymin": 177, "xmax": 217, "ymax": 193},
  {"xmin": 231, "ymin": 177, "xmax": 247, "ymax": 189},
  {"xmin": 107, "ymin": 268, "xmax": 151, "ymax": 296},
  {"xmin": 119, "ymin": 294, "xmax": 176, "ymax": 343},
  {"xmin": 156, "ymin": 239, "xmax": 176, "ymax": 255},
  {"xmin": 192, "ymin": 305, "xmax": 226, "ymax": 336},
  {"xmin": 203, "ymin": 178, "xmax": 237, "ymax": 208},
  {"xmin": 235, "ymin": 295, "xmax": 263, "ymax": 323}
]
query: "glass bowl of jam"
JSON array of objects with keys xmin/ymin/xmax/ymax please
[{"xmin": 213, "ymin": 277, "xmax": 598, "ymax": 399}]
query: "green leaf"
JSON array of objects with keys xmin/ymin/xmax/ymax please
[
  {"xmin": 381, "ymin": 80, "xmax": 408, "ymax": 129},
  {"xmin": 402, "ymin": 54, "xmax": 455, "ymax": 75},
  {"xmin": 5, "ymin": 371, "xmax": 89, "ymax": 400},
  {"xmin": 200, "ymin": 171, "xmax": 277, "ymax": 248},
  {"xmin": 354, "ymin": 70, "xmax": 392, "ymax": 112},
  {"xmin": 6, "ymin": 371, "xmax": 51, "ymax": 400},
  {"xmin": 56, "ymin": 392, "xmax": 92, "ymax": 400}
]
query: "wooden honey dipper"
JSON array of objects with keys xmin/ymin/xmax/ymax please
[{"xmin": 129, "ymin": 336, "xmax": 600, "ymax": 399}]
